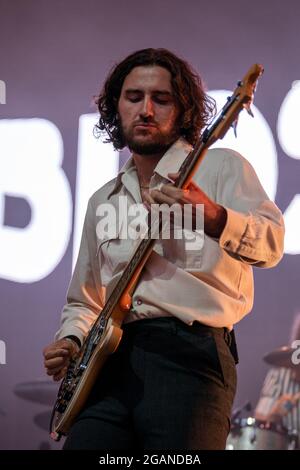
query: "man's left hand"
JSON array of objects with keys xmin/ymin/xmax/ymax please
[{"xmin": 143, "ymin": 172, "xmax": 227, "ymax": 238}]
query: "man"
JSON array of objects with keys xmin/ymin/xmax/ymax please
[{"xmin": 43, "ymin": 48, "xmax": 284, "ymax": 449}]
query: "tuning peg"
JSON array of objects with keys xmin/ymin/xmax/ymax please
[
  {"xmin": 232, "ymin": 119, "xmax": 238, "ymax": 138},
  {"xmin": 246, "ymin": 106, "xmax": 254, "ymax": 118}
]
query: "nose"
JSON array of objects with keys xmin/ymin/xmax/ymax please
[{"xmin": 140, "ymin": 96, "xmax": 154, "ymax": 119}]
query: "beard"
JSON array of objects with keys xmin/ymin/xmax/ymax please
[{"xmin": 121, "ymin": 123, "xmax": 180, "ymax": 156}]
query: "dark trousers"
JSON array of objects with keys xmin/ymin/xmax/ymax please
[{"xmin": 63, "ymin": 317, "xmax": 237, "ymax": 450}]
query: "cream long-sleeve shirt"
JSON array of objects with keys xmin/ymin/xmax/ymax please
[{"xmin": 55, "ymin": 138, "xmax": 284, "ymax": 344}]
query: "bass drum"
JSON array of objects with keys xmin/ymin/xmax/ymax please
[{"xmin": 226, "ymin": 417, "xmax": 297, "ymax": 450}]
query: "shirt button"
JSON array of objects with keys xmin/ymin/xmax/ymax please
[{"xmin": 136, "ymin": 298, "xmax": 142, "ymax": 305}]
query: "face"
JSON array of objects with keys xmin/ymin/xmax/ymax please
[{"xmin": 117, "ymin": 65, "xmax": 180, "ymax": 155}]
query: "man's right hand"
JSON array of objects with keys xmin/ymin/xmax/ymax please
[{"xmin": 43, "ymin": 338, "xmax": 80, "ymax": 382}]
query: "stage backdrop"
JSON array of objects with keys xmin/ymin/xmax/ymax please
[{"xmin": 0, "ymin": 0, "xmax": 299, "ymax": 449}]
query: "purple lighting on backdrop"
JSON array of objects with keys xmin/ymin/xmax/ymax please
[{"xmin": 0, "ymin": 0, "xmax": 300, "ymax": 450}]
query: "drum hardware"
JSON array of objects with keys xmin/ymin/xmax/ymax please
[{"xmin": 226, "ymin": 417, "xmax": 298, "ymax": 450}]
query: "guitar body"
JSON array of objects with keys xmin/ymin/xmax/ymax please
[{"xmin": 50, "ymin": 315, "xmax": 123, "ymax": 438}]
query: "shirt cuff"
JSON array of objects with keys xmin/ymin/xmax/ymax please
[
  {"xmin": 55, "ymin": 326, "xmax": 85, "ymax": 346},
  {"xmin": 219, "ymin": 206, "xmax": 248, "ymax": 252},
  {"xmin": 63, "ymin": 335, "xmax": 81, "ymax": 348}
]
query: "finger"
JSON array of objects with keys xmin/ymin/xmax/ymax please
[
  {"xmin": 47, "ymin": 362, "xmax": 69, "ymax": 375},
  {"xmin": 44, "ymin": 356, "xmax": 68, "ymax": 369},
  {"xmin": 47, "ymin": 364, "xmax": 68, "ymax": 376},
  {"xmin": 160, "ymin": 184, "xmax": 178, "ymax": 195},
  {"xmin": 143, "ymin": 191, "xmax": 156, "ymax": 204},
  {"xmin": 53, "ymin": 367, "xmax": 68, "ymax": 382},
  {"xmin": 43, "ymin": 338, "xmax": 77, "ymax": 354},
  {"xmin": 44, "ymin": 348, "xmax": 71, "ymax": 360},
  {"xmin": 150, "ymin": 189, "xmax": 178, "ymax": 206},
  {"xmin": 160, "ymin": 184, "xmax": 190, "ymax": 201}
]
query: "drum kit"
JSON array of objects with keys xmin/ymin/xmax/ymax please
[
  {"xmin": 226, "ymin": 416, "xmax": 298, "ymax": 450},
  {"xmin": 226, "ymin": 346, "xmax": 300, "ymax": 450}
]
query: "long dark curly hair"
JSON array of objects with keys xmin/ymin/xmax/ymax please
[{"xmin": 94, "ymin": 48, "xmax": 215, "ymax": 149}]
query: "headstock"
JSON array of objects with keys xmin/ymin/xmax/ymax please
[{"xmin": 202, "ymin": 64, "xmax": 264, "ymax": 147}]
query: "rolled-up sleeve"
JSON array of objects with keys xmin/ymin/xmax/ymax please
[
  {"xmin": 55, "ymin": 197, "xmax": 103, "ymax": 344},
  {"xmin": 216, "ymin": 149, "xmax": 284, "ymax": 267}
]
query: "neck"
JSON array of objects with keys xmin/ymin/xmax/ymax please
[{"xmin": 132, "ymin": 151, "xmax": 164, "ymax": 186}]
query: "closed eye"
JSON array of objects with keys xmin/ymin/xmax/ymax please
[
  {"xmin": 153, "ymin": 96, "xmax": 173, "ymax": 105},
  {"xmin": 125, "ymin": 91, "xmax": 143, "ymax": 103},
  {"xmin": 124, "ymin": 90, "xmax": 174, "ymax": 105},
  {"xmin": 127, "ymin": 96, "xmax": 142, "ymax": 103}
]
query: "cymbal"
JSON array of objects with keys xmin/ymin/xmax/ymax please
[
  {"xmin": 263, "ymin": 346, "xmax": 298, "ymax": 369},
  {"xmin": 14, "ymin": 380, "xmax": 58, "ymax": 406}
]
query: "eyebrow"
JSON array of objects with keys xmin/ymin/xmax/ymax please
[{"xmin": 125, "ymin": 88, "xmax": 173, "ymax": 96}]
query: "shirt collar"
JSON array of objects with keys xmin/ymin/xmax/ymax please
[
  {"xmin": 107, "ymin": 137, "xmax": 193, "ymax": 199},
  {"xmin": 107, "ymin": 157, "xmax": 135, "ymax": 199},
  {"xmin": 152, "ymin": 137, "xmax": 193, "ymax": 182}
]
